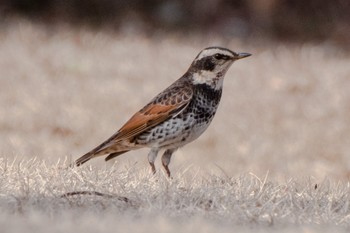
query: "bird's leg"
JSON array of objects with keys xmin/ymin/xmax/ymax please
[
  {"xmin": 148, "ymin": 148, "xmax": 159, "ymax": 175},
  {"xmin": 161, "ymin": 149, "xmax": 176, "ymax": 177}
]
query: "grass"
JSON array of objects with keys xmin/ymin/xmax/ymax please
[
  {"xmin": 0, "ymin": 158, "xmax": 350, "ymax": 233},
  {"xmin": 1, "ymin": 21, "xmax": 350, "ymax": 232}
]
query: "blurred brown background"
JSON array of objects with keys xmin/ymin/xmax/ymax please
[
  {"xmin": 1, "ymin": 0, "xmax": 350, "ymax": 181},
  {"xmin": 1, "ymin": 0, "xmax": 350, "ymax": 45}
]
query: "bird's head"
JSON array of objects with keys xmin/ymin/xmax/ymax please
[{"xmin": 188, "ymin": 47, "xmax": 251, "ymax": 89}]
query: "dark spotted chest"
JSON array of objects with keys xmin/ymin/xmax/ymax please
[{"xmin": 180, "ymin": 84, "xmax": 222, "ymax": 123}]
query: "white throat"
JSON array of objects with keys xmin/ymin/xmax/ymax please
[{"xmin": 192, "ymin": 70, "xmax": 225, "ymax": 90}]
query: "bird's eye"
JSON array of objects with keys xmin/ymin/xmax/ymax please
[{"xmin": 214, "ymin": 54, "xmax": 229, "ymax": 60}]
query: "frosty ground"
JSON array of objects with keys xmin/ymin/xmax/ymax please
[
  {"xmin": 1, "ymin": 22, "xmax": 350, "ymax": 232},
  {"xmin": 1, "ymin": 158, "xmax": 350, "ymax": 233}
]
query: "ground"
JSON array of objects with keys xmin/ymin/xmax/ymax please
[{"xmin": 1, "ymin": 21, "xmax": 350, "ymax": 232}]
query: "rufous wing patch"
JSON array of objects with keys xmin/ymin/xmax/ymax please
[{"xmin": 115, "ymin": 103, "xmax": 184, "ymax": 141}]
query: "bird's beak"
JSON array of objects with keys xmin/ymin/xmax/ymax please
[{"xmin": 235, "ymin": 52, "xmax": 252, "ymax": 60}]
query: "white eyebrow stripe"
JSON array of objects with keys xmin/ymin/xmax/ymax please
[{"xmin": 195, "ymin": 48, "xmax": 234, "ymax": 60}]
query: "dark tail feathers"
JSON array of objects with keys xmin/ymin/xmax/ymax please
[
  {"xmin": 75, "ymin": 152, "xmax": 94, "ymax": 166},
  {"xmin": 73, "ymin": 150, "xmax": 129, "ymax": 167},
  {"xmin": 105, "ymin": 151, "xmax": 128, "ymax": 161}
]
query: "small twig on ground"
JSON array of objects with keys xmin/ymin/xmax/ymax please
[{"xmin": 60, "ymin": 191, "xmax": 129, "ymax": 203}]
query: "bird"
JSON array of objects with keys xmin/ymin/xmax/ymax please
[{"xmin": 75, "ymin": 47, "xmax": 251, "ymax": 177}]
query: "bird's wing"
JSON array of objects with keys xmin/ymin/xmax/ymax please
[
  {"xmin": 92, "ymin": 84, "xmax": 193, "ymax": 154},
  {"xmin": 116, "ymin": 104, "xmax": 184, "ymax": 140}
]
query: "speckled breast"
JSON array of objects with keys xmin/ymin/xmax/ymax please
[{"xmin": 136, "ymin": 84, "xmax": 222, "ymax": 148}]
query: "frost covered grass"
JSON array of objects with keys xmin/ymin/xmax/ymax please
[
  {"xmin": 0, "ymin": 158, "xmax": 350, "ymax": 233},
  {"xmin": 1, "ymin": 22, "xmax": 350, "ymax": 232}
]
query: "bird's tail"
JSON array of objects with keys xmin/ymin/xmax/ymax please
[
  {"xmin": 104, "ymin": 151, "xmax": 128, "ymax": 161},
  {"xmin": 75, "ymin": 152, "xmax": 95, "ymax": 166},
  {"xmin": 74, "ymin": 150, "xmax": 130, "ymax": 167}
]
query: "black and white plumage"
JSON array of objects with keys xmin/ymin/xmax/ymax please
[{"xmin": 75, "ymin": 47, "xmax": 251, "ymax": 177}]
